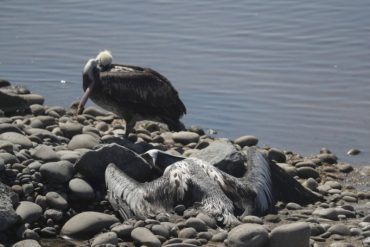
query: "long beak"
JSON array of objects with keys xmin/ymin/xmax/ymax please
[{"xmin": 77, "ymin": 80, "xmax": 95, "ymax": 114}]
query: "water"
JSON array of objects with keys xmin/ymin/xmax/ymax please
[{"xmin": 1, "ymin": 0, "xmax": 370, "ymax": 165}]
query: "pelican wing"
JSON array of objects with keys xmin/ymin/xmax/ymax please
[{"xmin": 99, "ymin": 65, "xmax": 186, "ymax": 118}]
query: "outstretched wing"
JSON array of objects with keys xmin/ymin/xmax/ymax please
[{"xmin": 99, "ymin": 64, "xmax": 186, "ymax": 118}]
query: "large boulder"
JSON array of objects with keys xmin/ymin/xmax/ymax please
[{"xmin": 0, "ymin": 181, "xmax": 18, "ymax": 231}]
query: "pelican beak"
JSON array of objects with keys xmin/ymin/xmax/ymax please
[{"xmin": 77, "ymin": 79, "xmax": 95, "ymax": 114}]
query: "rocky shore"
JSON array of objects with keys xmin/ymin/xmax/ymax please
[{"xmin": 1, "ymin": 80, "xmax": 370, "ymax": 247}]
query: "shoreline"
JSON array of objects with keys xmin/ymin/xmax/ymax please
[{"xmin": 1, "ymin": 81, "xmax": 370, "ymax": 247}]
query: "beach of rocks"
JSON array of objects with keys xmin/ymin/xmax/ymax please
[{"xmin": 1, "ymin": 79, "xmax": 370, "ymax": 247}]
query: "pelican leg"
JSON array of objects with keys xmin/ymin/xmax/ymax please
[{"xmin": 124, "ymin": 116, "xmax": 140, "ymax": 139}]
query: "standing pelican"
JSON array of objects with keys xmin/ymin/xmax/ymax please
[{"xmin": 77, "ymin": 50, "xmax": 187, "ymax": 137}]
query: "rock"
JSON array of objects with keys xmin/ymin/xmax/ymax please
[
  {"xmin": 45, "ymin": 191, "xmax": 68, "ymax": 210},
  {"xmin": 40, "ymin": 161, "xmax": 74, "ymax": 183},
  {"xmin": 44, "ymin": 209, "xmax": 63, "ymax": 222},
  {"xmin": 227, "ymin": 223, "xmax": 269, "ymax": 247},
  {"xmin": 318, "ymin": 153, "xmax": 337, "ymax": 164},
  {"xmin": 61, "ymin": 211, "xmax": 119, "ymax": 239},
  {"xmin": 91, "ymin": 232, "xmax": 118, "ymax": 247},
  {"xmin": 67, "ymin": 134, "xmax": 99, "ymax": 150},
  {"xmin": 330, "ymin": 243, "xmax": 355, "ymax": 247},
  {"xmin": 172, "ymin": 131, "xmax": 200, "ymax": 145},
  {"xmin": 15, "ymin": 201, "xmax": 42, "ymax": 223},
  {"xmin": 303, "ymin": 177, "xmax": 319, "ymax": 191},
  {"xmin": 286, "ymin": 202, "xmax": 302, "ymax": 210},
  {"xmin": 68, "ymin": 178, "xmax": 95, "ymax": 200},
  {"xmin": 82, "ymin": 106, "xmax": 110, "ymax": 117},
  {"xmin": 313, "ymin": 208, "xmax": 339, "ymax": 220},
  {"xmin": 151, "ymin": 224, "xmax": 170, "ymax": 238},
  {"xmin": 191, "ymin": 139, "xmax": 245, "ymax": 177},
  {"xmin": 0, "ymin": 91, "xmax": 29, "ymax": 114},
  {"xmin": 347, "ymin": 148, "xmax": 360, "ymax": 156},
  {"xmin": 24, "ymin": 128, "xmax": 59, "ymax": 142},
  {"xmin": 185, "ymin": 217, "xmax": 208, "ymax": 232},
  {"xmin": 0, "ymin": 182, "xmax": 18, "ymax": 230},
  {"xmin": 12, "ymin": 239, "xmax": 41, "ymax": 247},
  {"xmin": 0, "ymin": 132, "xmax": 33, "ymax": 148},
  {"xmin": 111, "ymin": 224, "xmax": 134, "ymax": 239},
  {"xmin": 178, "ymin": 227, "xmax": 197, "ymax": 238},
  {"xmin": 241, "ymin": 215, "xmax": 263, "ymax": 224},
  {"xmin": 60, "ymin": 122, "xmax": 83, "ymax": 138},
  {"xmin": 268, "ymin": 148, "xmax": 286, "ymax": 163},
  {"xmin": 196, "ymin": 213, "xmax": 217, "ymax": 229},
  {"xmin": 31, "ymin": 145, "xmax": 60, "ymax": 162},
  {"xmin": 297, "ymin": 167, "xmax": 320, "ymax": 179},
  {"xmin": 17, "ymin": 94, "xmax": 44, "ymax": 105},
  {"xmin": 328, "ymin": 224, "xmax": 351, "ymax": 236},
  {"xmin": 212, "ymin": 231, "xmax": 228, "ymax": 242},
  {"xmin": 74, "ymin": 144, "xmax": 153, "ymax": 183},
  {"xmin": 131, "ymin": 227, "xmax": 161, "ymax": 247},
  {"xmin": 269, "ymin": 222, "xmax": 311, "ymax": 247},
  {"xmin": 234, "ymin": 135, "xmax": 258, "ymax": 147},
  {"xmin": 0, "ymin": 123, "xmax": 23, "ymax": 134},
  {"xmin": 30, "ymin": 104, "xmax": 45, "ymax": 116}
]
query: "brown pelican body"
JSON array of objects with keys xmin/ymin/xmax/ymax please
[{"xmin": 78, "ymin": 51, "xmax": 187, "ymax": 137}]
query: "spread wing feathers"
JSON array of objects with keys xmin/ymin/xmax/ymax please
[{"xmin": 99, "ymin": 65, "xmax": 186, "ymax": 118}]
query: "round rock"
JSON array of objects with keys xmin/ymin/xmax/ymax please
[
  {"xmin": 227, "ymin": 223, "xmax": 269, "ymax": 247},
  {"xmin": 16, "ymin": 201, "xmax": 42, "ymax": 223},
  {"xmin": 91, "ymin": 232, "xmax": 118, "ymax": 247},
  {"xmin": 172, "ymin": 131, "xmax": 200, "ymax": 145},
  {"xmin": 0, "ymin": 132, "xmax": 32, "ymax": 148},
  {"xmin": 61, "ymin": 211, "xmax": 119, "ymax": 239},
  {"xmin": 269, "ymin": 222, "xmax": 311, "ymax": 247},
  {"xmin": 31, "ymin": 145, "xmax": 60, "ymax": 162},
  {"xmin": 11, "ymin": 239, "xmax": 41, "ymax": 247},
  {"xmin": 131, "ymin": 227, "xmax": 161, "ymax": 247},
  {"xmin": 45, "ymin": 192, "xmax": 68, "ymax": 210},
  {"xmin": 234, "ymin": 135, "xmax": 258, "ymax": 147},
  {"xmin": 268, "ymin": 148, "xmax": 286, "ymax": 163},
  {"xmin": 185, "ymin": 217, "xmax": 208, "ymax": 232},
  {"xmin": 67, "ymin": 134, "xmax": 99, "ymax": 150},
  {"xmin": 68, "ymin": 178, "xmax": 94, "ymax": 200},
  {"xmin": 40, "ymin": 160, "xmax": 74, "ymax": 183}
]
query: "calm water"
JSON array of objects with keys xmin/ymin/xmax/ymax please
[{"xmin": 1, "ymin": 0, "xmax": 370, "ymax": 165}]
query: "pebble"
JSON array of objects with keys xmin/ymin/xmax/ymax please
[
  {"xmin": 111, "ymin": 224, "xmax": 134, "ymax": 239},
  {"xmin": 91, "ymin": 232, "xmax": 118, "ymax": 247},
  {"xmin": 328, "ymin": 224, "xmax": 351, "ymax": 236},
  {"xmin": 297, "ymin": 166, "xmax": 320, "ymax": 179},
  {"xmin": 15, "ymin": 201, "xmax": 43, "ymax": 223},
  {"xmin": 268, "ymin": 148, "xmax": 286, "ymax": 163},
  {"xmin": 59, "ymin": 122, "xmax": 83, "ymax": 138},
  {"xmin": 0, "ymin": 132, "xmax": 33, "ymax": 148},
  {"xmin": 11, "ymin": 239, "xmax": 41, "ymax": 247},
  {"xmin": 45, "ymin": 191, "xmax": 68, "ymax": 210},
  {"xmin": 313, "ymin": 208, "xmax": 338, "ymax": 220},
  {"xmin": 234, "ymin": 135, "xmax": 258, "ymax": 147},
  {"xmin": 241, "ymin": 215, "xmax": 263, "ymax": 224},
  {"xmin": 227, "ymin": 223, "xmax": 269, "ymax": 247},
  {"xmin": 131, "ymin": 227, "xmax": 161, "ymax": 247},
  {"xmin": 196, "ymin": 213, "xmax": 217, "ymax": 229},
  {"xmin": 185, "ymin": 217, "xmax": 208, "ymax": 232},
  {"xmin": 151, "ymin": 224, "xmax": 170, "ymax": 238},
  {"xmin": 60, "ymin": 211, "xmax": 119, "ymax": 239},
  {"xmin": 44, "ymin": 208, "xmax": 63, "ymax": 222},
  {"xmin": 269, "ymin": 222, "xmax": 311, "ymax": 247},
  {"xmin": 178, "ymin": 227, "xmax": 197, "ymax": 238},
  {"xmin": 68, "ymin": 178, "xmax": 95, "ymax": 200},
  {"xmin": 39, "ymin": 160, "xmax": 74, "ymax": 183},
  {"xmin": 330, "ymin": 243, "xmax": 355, "ymax": 247},
  {"xmin": 172, "ymin": 131, "xmax": 200, "ymax": 145},
  {"xmin": 31, "ymin": 145, "xmax": 60, "ymax": 162},
  {"xmin": 67, "ymin": 133, "xmax": 99, "ymax": 150},
  {"xmin": 286, "ymin": 202, "xmax": 302, "ymax": 210},
  {"xmin": 211, "ymin": 231, "xmax": 228, "ymax": 242}
]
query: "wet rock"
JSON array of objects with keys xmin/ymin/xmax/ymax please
[
  {"xmin": 0, "ymin": 182, "xmax": 18, "ymax": 230},
  {"xmin": 227, "ymin": 223, "xmax": 269, "ymax": 247},
  {"xmin": 0, "ymin": 132, "xmax": 33, "ymax": 148},
  {"xmin": 60, "ymin": 211, "xmax": 119, "ymax": 239},
  {"xmin": 40, "ymin": 160, "xmax": 74, "ymax": 183},
  {"xmin": 31, "ymin": 145, "xmax": 60, "ymax": 162},
  {"xmin": 172, "ymin": 131, "xmax": 200, "ymax": 145},
  {"xmin": 67, "ymin": 134, "xmax": 99, "ymax": 150},
  {"xmin": 45, "ymin": 191, "xmax": 68, "ymax": 210},
  {"xmin": 131, "ymin": 227, "xmax": 161, "ymax": 247},
  {"xmin": 91, "ymin": 231, "xmax": 118, "ymax": 247},
  {"xmin": 191, "ymin": 139, "xmax": 245, "ymax": 177},
  {"xmin": 16, "ymin": 201, "xmax": 42, "ymax": 223},
  {"xmin": 269, "ymin": 222, "xmax": 310, "ymax": 247},
  {"xmin": 234, "ymin": 135, "xmax": 258, "ymax": 147},
  {"xmin": 68, "ymin": 178, "xmax": 94, "ymax": 200}
]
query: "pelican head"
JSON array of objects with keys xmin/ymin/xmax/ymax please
[
  {"xmin": 78, "ymin": 58, "xmax": 99, "ymax": 114},
  {"xmin": 96, "ymin": 50, "xmax": 113, "ymax": 68}
]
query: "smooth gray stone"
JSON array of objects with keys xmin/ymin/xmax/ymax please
[
  {"xmin": 24, "ymin": 128, "xmax": 60, "ymax": 142},
  {"xmin": 328, "ymin": 224, "xmax": 351, "ymax": 236},
  {"xmin": 0, "ymin": 123, "xmax": 23, "ymax": 134},
  {"xmin": 227, "ymin": 223, "xmax": 269, "ymax": 247},
  {"xmin": 30, "ymin": 104, "xmax": 45, "ymax": 116},
  {"xmin": 67, "ymin": 134, "xmax": 99, "ymax": 150},
  {"xmin": 17, "ymin": 93, "xmax": 44, "ymax": 105},
  {"xmin": 269, "ymin": 222, "xmax": 310, "ymax": 247},
  {"xmin": 297, "ymin": 167, "xmax": 320, "ymax": 179},
  {"xmin": 0, "ymin": 152, "xmax": 19, "ymax": 164},
  {"xmin": 34, "ymin": 115, "xmax": 55, "ymax": 126},
  {"xmin": 178, "ymin": 227, "xmax": 197, "ymax": 238},
  {"xmin": 191, "ymin": 139, "xmax": 245, "ymax": 177},
  {"xmin": 0, "ymin": 140, "xmax": 13, "ymax": 152},
  {"xmin": 82, "ymin": 106, "xmax": 110, "ymax": 117},
  {"xmin": 131, "ymin": 227, "xmax": 161, "ymax": 247},
  {"xmin": 111, "ymin": 224, "xmax": 134, "ymax": 239},
  {"xmin": 330, "ymin": 243, "xmax": 355, "ymax": 247},
  {"xmin": 0, "ymin": 182, "xmax": 18, "ymax": 230},
  {"xmin": 196, "ymin": 213, "xmax": 217, "ymax": 229},
  {"xmin": 91, "ymin": 232, "xmax": 118, "ymax": 247},
  {"xmin": 59, "ymin": 122, "xmax": 83, "ymax": 139},
  {"xmin": 74, "ymin": 144, "xmax": 153, "ymax": 183},
  {"xmin": 172, "ymin": 131, "xmax": 200, "ymax": 145},
  {"xmin": 39, "ymin": 160, "xmax": 74, "ymax": 183},
  {"xmin": 0, "ymin": 132, "xmax": 33, "ymax": 148},
  {"xmin": 61, "ymin": 211, "xmax": 119, "ymax": 240},
  {"xmin": 45, "ymin": 191, "xmax": 68, "ymax": 210},
  {"xmin": 44, "ymin": 208, "xmax": 63, "ymax": 222},
  {"xmin": 268, "ymin": 148, "xmax": 286, "ymax": 163},
  {"xmin": 45, "ymin": 106, "xmax": 66, "ymax": 116},
  {"xmin": 151, "ymin": 224, "xmax": 170, "ymax": 238},
  {"xmin": 0, "ymin": 91, "xmax": 29, "ymax": 114},
  {"xmin": 15, "ymin": 201, "xmax": 42, "ymax": 223},
  {"xmin": 31, "ymin": 145, "xmax": 60, "ymax": 162},
  {"xmin": 11, "ymin": 239, "xmax": 41, "ymax": 247},
  {"xmin": 241, "ymin": 215, "xmax": 263, "ymax": 224},
  {"xmin": 185, "ymin": 217, "xmax": 208, "ymax": 232},
  {"xmin": 212, "ymin": 231, "xmax": 228, "ymax": 242},
  {"xmin": 234, "ymin": 135, "xmax": 258, "ymax": 147},
  {"xmin": 313, "ymin": 208, "xmax": 338, "ymax": 220},
  {"xmin": 68, "ymin": 178, "xmax": 95, "ymax": 200}
]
